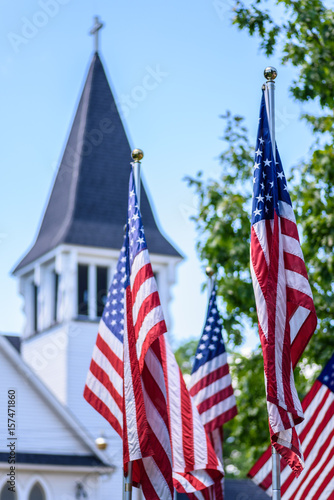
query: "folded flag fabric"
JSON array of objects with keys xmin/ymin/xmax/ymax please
[
  {"xmin": 250, "ymin": 90, "xmax": 317, "ymax": 476},
  {"xmin": 84, "ymin": 167, "xmax": 224, "ymax": 499}
]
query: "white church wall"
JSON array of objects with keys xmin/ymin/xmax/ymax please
[
  {"xmin": 0, "ymin": 346, "xmax": 90, "ymax": 456},
  {"xmin": 66, "ymin": 320, "xmax": 123, "ymax": 467},
  {"xmin": 0, "ymin": 467, "xmax": 110, "ymax": 500},
  {"xmin": 21, "ymin": 326, "xmax": 68, "ymax": 406}
]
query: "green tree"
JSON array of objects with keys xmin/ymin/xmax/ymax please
[
  {"xmin": 183, "ymin": 0, "xmax": 334, "ymax": 475},
  {"xmin": 231, "ymin": 0, "xmax": 334, "ymax": 365}
]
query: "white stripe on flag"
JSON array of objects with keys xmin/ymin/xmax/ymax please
[
  {"xmin": 172, "ymin": 473, "xmax": 204, "ymax": 494},
  {"xmin": 91, "ymin": 344, "xmax": 123, "ymax": 396},
  {"xmin": 278, "ymin": 200, "xmax": 296, "ymax": 223},
  {"xmin": 130, "ymin": 249, "xmax": 150, "ymax": 289},
  {"xmin": 250, "ymin": 261, "xmax": 268, "ymax": 338},
  {"xmin": 142, "ymin": 456, "xmax": 173, "ymax": 500},
  {"xmin": 286, "ymin": 270, "xmax": 313, "ymax": 298},
  {"xmin": 200, "ymin": 395, "xmax": 237, "ymax": 426},
  {"xmin": 136, "ymin": 305, "xmax": 165, "ymax": 360},
  {"xmin": 191, "ymin": 373, "xmax": 232, "ymax": 408},
  {"xmin": 132, "ymin": 276, "xmax": 157, "ymax": 325},
  {"xmin": 166, "ymin": 341, "xmax": 185, "ymax": 470},
  {"xmin": 192, "ymin": 393, "xmax": 209, "ymax": 468},
  {"xmin": 85, "ymin": 373, "xmax": 123, "ymax": 429},
  {"xmin": 99, "ymin": 319, "xmax": 123, "ymax": 360},
  {"xmin": 289, "ymin": 306, "xmax": 311, "ymax": 343},
  {"xmin": 123, "ymin": 301, "xmax": 142, "ymax": 461},
  {"xmin": 143, "ymin": 385, "xmax": 172, "ymax": 466},
  {"xmin": 189, "ymin": 352, "xmax": 227, "ymax": 389},
  {"xmin": 253, "ymin": 219, "xmax": 270, "ymax": 266},
  {"xmin": 282, "ymin": 234, "xmax": 305, "ymax": 260},
  {"xmin": 145, "ymin": 348, "xmax": 167, "ymax": 400}
]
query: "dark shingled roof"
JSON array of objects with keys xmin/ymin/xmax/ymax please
[
  {"xmin": 4, "ymin": 335, "xmax": 21, "ymax": 353},
  {"xmin": 14, "ymin": 52, "xmax": 181, "ymax": 272},
  {"xmin": 0, "ymin": 452, "xmax": 106, "ymax": 467}
]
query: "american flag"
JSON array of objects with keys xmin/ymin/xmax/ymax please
[
  {"xmin": 188, "ymin": 283, "xmax": 237, "ymax": 499},
  {"xmin": 84, "ymin": 168, "xmax": 224, "ymax": 499},
  {"xmin": 249, "ymin": 353, "xmax": 334, "ymax": 499},
  {"xmin": 250, "ymin": 90, "xmax": 317, "ymax": 476}
]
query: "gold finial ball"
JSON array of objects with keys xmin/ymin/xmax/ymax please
[
  {"xmin": 131, "ymin": 148, "xmax": 144, "ymax": 163},
  {"xmin": 205, "ymin": 266, "xmax": 215, "ymax": 278},
  {"xmin": 95, "ymin": 437, "xmax": 108, "ymax": 450},
  {"xmin": 264, "ymin": 66, "xmax": 277, "ymax": 81}
]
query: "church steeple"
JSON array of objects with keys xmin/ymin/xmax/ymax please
[
  {"xmin": 14, "ymin": 50, "xmax": 180, "ymax": 274},
  {"xmin": 14, "ymin": 30, "xmax": 181, "ymax": 456}
]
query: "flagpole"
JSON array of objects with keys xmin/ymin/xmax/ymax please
[
  {"xmin": 132, "ymin": 148, "xmax": 143, "ymax": 207},
  {"xmin": 264, "ymin": 66, "xmax": 277, "ymax": 162},
  {"xmin": 123, "ymin": 148, "xmax": 144, "ymax": 500},
  {"xmin": 264, "ymin": 66, "xmax": 281, "ymax": 500},
  {"xmin": 205, "ymin": 266, "xmax": 215, "ymax": 297}
]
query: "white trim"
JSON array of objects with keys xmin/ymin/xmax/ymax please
[
  {"xmin": 0, "ymin": 463, "xmax": 113, "ymax": 474},
  {"xmin": 88, "ymin": 264, "xmax": 97, "ymax": 319},
  {"xmin": 14, "ymin": 243, "xmax": 182, "ymax": 278}
]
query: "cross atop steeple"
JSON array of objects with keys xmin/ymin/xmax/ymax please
[{"xmin": 89, "ymin": 16, "xmax": 104, "ymax": 52}]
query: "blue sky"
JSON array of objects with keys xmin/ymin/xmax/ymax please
[{"xmin": 0, "ymin": 1, "xmax": 314, "ymax": 348}]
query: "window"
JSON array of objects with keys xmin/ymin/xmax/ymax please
[
  {"xmin": 33, "ymin": 283, "xmax": 39, "ymax": 332},
  {"xmin": 53, "ymin": 271, "xmax": 59, "ymax": 323},
  {"xmin": 29, "ymin": 483, "xmax": 45, "ymax": 500},
  {"xmin": 78, "ymin": 264, "xmax": 89, "ymax": 316},
  {"xmin": 96, "ymin": 266, "xmax": 108, "ymax": 316},
  {"xmin": 0, "ymin": 484, "xmax": 17, "ymax": 500}
]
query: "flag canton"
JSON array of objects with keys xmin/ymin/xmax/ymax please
[
  {"xmin": 102, "ymin": 236, "xmax": 128, "ymax": 344},
  {"xmin": 318, "ymin": 353, "xmax": 334, "ymax": 392},
  {"xmin": 252, "ymin": 92, "xmax": 292, "ymax": 226},
  {"xmin": 192, "ymin": 285, "xmax": 226, "ymax": 373},
  {"xmin": 128, "ymin": 170, "xmax": 148, "ymax": 268}
]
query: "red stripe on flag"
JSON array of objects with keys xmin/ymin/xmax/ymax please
[
  {"xmin": 140, "ymin": 464, "xmax": 162, "ymax": 500},
  {"xmin": 272, "ymin": 428, "xmax": 303, "ymax": 477},
  {"xmin": 131, "ymin": 262, "xmax": 154, "ymax": 303},
  {"xmin": 96, "ymin": 333, "xmax": 123, "ymax": 377},
  {"xmin": 176, "ymin": 472, "xmax": 207, "ymax": 491},
  {"xmin": 180, "ymin": 370, "xmax": 195, "ymax": 471},
  {"xmin": 83, "ymin": 386, "xmax": 122, "ymax": 437},
  {"xmin": 290, "ymin": 309, "xmax": 317, "ymax": 369},
  {"xmin": 88, "ymin": 358, "xmax": 123, "ymax": 410},
  {"xmin": 280, "ymin": 217, "xmax": 300, "ymax": 241},
  {"xmin": 286, "ymin": 287, "xmax": 315, "ymax": 312},
  {"xmin": 137, "ymin": 320, "xmax": 167, "ymax": 372},
  {"xmin": 189, "ymin": 364, "xmax": 230, "ymax": 397},
  {"xmin": 134, "ymin": 290, "xmax": 161, "ymax": 338},
  {"xmin": 251, "ymin": 226, "xmax": 268, "ymax": 292},
  {"xmin": 125, "ymin": 286, "xmax": 152, "ymax": 462},
  {"xmin": 204, "ymin": 406, "xmax": 238, "ymax": 433},
  {"xmin": 141, "ymin": 356, "xmax": 169, "ymax": 430},
  {"xmin": 197, "ymin": 385, "xmax": 235, "ymax": 415},
  {"xmin": 284, "ymin": 252, "xmax": 309, "ymax": 280}
]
